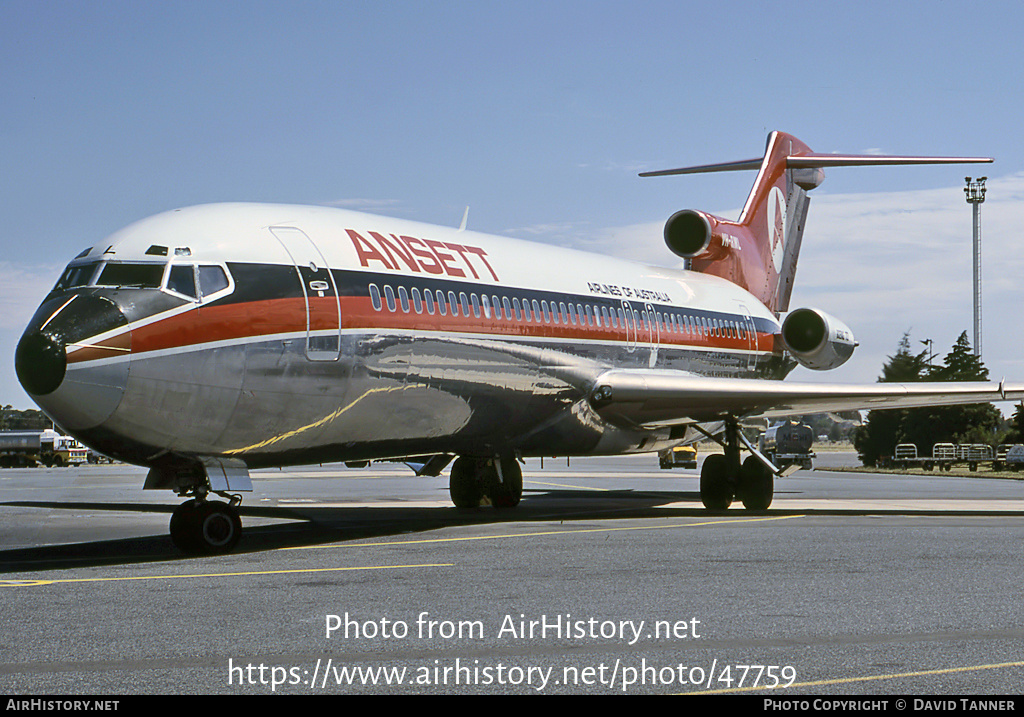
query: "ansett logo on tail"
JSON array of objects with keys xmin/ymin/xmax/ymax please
[{"xmin": 768, "ymin": 186, "xmax": 787, "ymax": 274}]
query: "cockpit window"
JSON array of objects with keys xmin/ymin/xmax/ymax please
[
  {"xmin": 53, "ymin": 261, "xmax": 100, "ymax": 292},
  {"xmin": 166, "ymin": 264, "xmax": 198, "ymax": 299},
  {"xmin": 198, "ymin": 265, "xmax": 229, "ymax": 297},
  {"xmin": 160, "ymin": 263, "xmax": 231, "ymax": 301},
  {"xmin": 96, "ymin": 262, "xmax": 165, "ymax": 288}
]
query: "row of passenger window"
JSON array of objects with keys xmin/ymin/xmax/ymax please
[{"xmin": 368, "ymin": 283, "xmax": 754, "ymax": 341}]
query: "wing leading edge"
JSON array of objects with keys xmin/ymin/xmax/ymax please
[{"xmin": 588, "ymin": 370, "xmax": 1024, "ymax": 429}]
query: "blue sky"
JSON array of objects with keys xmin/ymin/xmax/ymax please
[{"xmin": 3, "ymin": 0, "xmax": 1023, "ymax": 409}]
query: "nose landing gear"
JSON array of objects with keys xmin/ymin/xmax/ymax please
[{"xmin": 170, "ymin": 492, "xmax": 243, "ymax": 555}]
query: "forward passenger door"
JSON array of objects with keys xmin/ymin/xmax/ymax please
[{"xmin": 269, "ymin": 227, "xmax": 341, "ymax": 361}]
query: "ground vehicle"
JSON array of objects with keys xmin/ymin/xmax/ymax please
[
  {"xmin": 890, "ymin": 443, "xmax": 954, "ymax": 471},
  {"xmin": 993, "ymin": 444, "xmax": 1024, "ymax": 471},
  {"xmin": 1005, "ymin": 445, "xmax": 1024, "ymax": 471},
  {"xmin": 86, "ymin": 449, "xmax": 116, "ymax": 464},
  {"xmin": 658, "ymin": 445, "xmax": 697, "ymax": 469},
  {"xmin": 0, "ymin": 429, "xmax": 89, "ymax": 468},
  {"xmin": 759, "ymin": 421, "xmax": 815, "ymax": 471},
  {"xmin": 889, "ymin": 443, "xmax": 1004, "ymax": 472}
]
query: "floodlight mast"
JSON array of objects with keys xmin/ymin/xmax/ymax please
[{"xmin": 964, "ymin": 176, "xmax": 987, "ymax": 358}]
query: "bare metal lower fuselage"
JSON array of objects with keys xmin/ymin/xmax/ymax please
[
  {"xmin": 16, "ymin": 202, "xmax": 785, "ymax": 488},
  {"xmin": 59, "ymin": 312, "xmax": 778, "ymax": 475}
]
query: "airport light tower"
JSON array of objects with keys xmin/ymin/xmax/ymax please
[{"xmin": 964, "ymin": 176, "xmax": 987, "ymax": 357}]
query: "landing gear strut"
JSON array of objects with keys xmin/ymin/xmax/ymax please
[
  {"xmin": 699, "ymin": 419, "xmax": 774, "ymax": 511},
  {"xmin": 170, "ymin": 491, "xmax": 243, "ymax": 554},
  {"xmin": 449, "ymin": 455, "xmax": 523, "ymax": 509}
]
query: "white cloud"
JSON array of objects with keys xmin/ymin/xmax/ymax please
[
  {"xmin": 790, "ymin": 175, "xmax": 1024, "ymax": 383},
  {"xmin": 507, "ymin": 221, "xmax": 588, "ymax": 237},
  {"xmin": 570, "ymin": 174, "xmax": 1024, "ymax": 388}
]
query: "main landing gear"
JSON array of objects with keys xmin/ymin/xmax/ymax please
[
  {"xmin": 170, "ymin": 490, "xmax": 243, "ymax": 554},
  {"xmin": 449, "ymin": 455, "xmax": 523, "ymax": 509},
  {"xmin": 699, "ymin": 419, "xmax": 775, "ymax": 511}
]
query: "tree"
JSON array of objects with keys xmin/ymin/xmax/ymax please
[
  {"xmin": 881, "ymin": 333, "xmax": 931, "ymax": 383},
  {"xmin": 853, "ymin": 332, "xmax": 927, "ymax": 465},
  {"xmin": 847, "ymin": 329, "xmax": 999, "ymax": 465},
  {"xmin": 928, "ymin": 331, "xmax": 989, "ymax": 382},
  {"xmin": 855, "ymin": 331, "xmax": 1004, "ymax": 465},
  {"xmin": 1006, "ymin": 403, "xmax": 1024, "ymax": 445},
  {"xmin": 899, "ymin": 332, "xmax": 1002, "ymax": 452},
  {"xmin": 0, "ymin": 406, "xmax": 51, "ymax": 431}
]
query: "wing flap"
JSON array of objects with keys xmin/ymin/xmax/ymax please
[{"xmin": 589, "ymin": 369, "xmax": 1023, "ymax": 429}]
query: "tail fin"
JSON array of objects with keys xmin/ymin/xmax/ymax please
[{"xmin": 642, "ymin": 131, "xmax": 992, "ymax": 314}]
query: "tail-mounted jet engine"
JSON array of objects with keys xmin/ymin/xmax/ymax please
[
  {"xmin": 663, "ymin": 209, "xmax": 726, "ymax": 259},
  {"xmin": 781, "ymin": 308, "xmax": 857, "ymax": 371}
]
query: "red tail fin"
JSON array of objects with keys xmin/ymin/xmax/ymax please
[{"xmin": 643, "ymin": 131, "xmax": 991, "ymax": 314}]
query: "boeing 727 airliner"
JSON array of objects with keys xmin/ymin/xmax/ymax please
[{"xmin": 15, "ymin": 131, "xmax": 1022, "ymax": 553}]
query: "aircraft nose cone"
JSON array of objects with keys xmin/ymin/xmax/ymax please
[
  {"xmin": 16, "ymin": 294, "xmax": 131, "ymax": 430},
  {"xmin": 15, "ymin": 329, "xmax": 67, "ymax": 396}
]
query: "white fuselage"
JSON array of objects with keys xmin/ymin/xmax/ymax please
[{"xmin": 19, "ymin": 203, "xmax": 783, "ymax": 471}]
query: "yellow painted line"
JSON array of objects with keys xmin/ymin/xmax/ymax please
[
  {"xmin": 285, "ymin": 514, "xmax": 803, "ymax": 550},
  {"xmin": 686, "ymin": 660, "xmax": 1024, "ymax": 694},
  {"xmin": 1, "ymin": 516, "xmax": 798, "ymax": 586},
  {"xmin": 524, "ymin": 479, "xmax": 611, "ymax": 491},
  {"xmin": 0, "ymin": 563, "xmax": 452, "ymax": 588}
]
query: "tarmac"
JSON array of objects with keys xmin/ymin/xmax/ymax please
[{"xmin": 2, "ymin": 451, "xmax": 1024, "ymax": 695}]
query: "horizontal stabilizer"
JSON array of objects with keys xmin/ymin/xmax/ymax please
[
  {"xmin": 639, "ymin": 158, "xmax": 763, "ymax": 177},
  {"xmin": 641, "ymin": 153, "xmax": 991, "ymax": 177},
  {"xmin": 788, "ymin": 153, "xmax": 993, "ymax": 168},
  {"xmin": 638, "ymin": 132, "xmax": 993, "ymax": 313}
]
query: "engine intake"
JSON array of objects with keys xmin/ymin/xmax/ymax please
[
  {"xmin": 664, "ymin": 210, "xmax": 714, "ymax": 258},
  {"xmin": 781, "ymin": 308, "xmax": 856, "ymax": 371}
]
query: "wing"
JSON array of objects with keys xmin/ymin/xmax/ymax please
[{"xmin": 588, "ymin": 369, "xmax": 1024, "ymax": 429}]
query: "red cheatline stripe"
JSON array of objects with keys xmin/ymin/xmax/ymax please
[{"xmin": 71, "ymin": 295, "xmax": 776, "ymax": 361}]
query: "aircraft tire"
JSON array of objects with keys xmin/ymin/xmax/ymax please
[
  {"xmin": 700, "ymin": 454, "xmax": 732, "ymax": 510},
  {"xmin": 170, "ymin": 499, "xmax": 242, "ymax": 554},
  {"xmin": 170, "ymin": 499, "xmax": 202, "ymax": 553},
  {"xmin": 739, "ymin": 456, "xmax": 773, "ymax": 510},
  {"xmin": 486, "ymin": 457, "xmax": 523, "ymax": 509},
  {"xmin": 194, "ymin": 501, "xmax": 242, "ymax": 553},
  {"xmin": 449, "ymin": 457, "xmax": 483, "ymax": 509}
]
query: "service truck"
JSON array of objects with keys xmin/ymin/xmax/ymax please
[
  {"xmin": 658, "ymin": 444, "xmax": 698, "ymax": 469},
  {"xmin": 759, "ymin": 421, "xmax": 815, "ymax": 471},
  {"xmin": 0, "ymin": 429, "xmax": 89, "ymax": 467}
]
